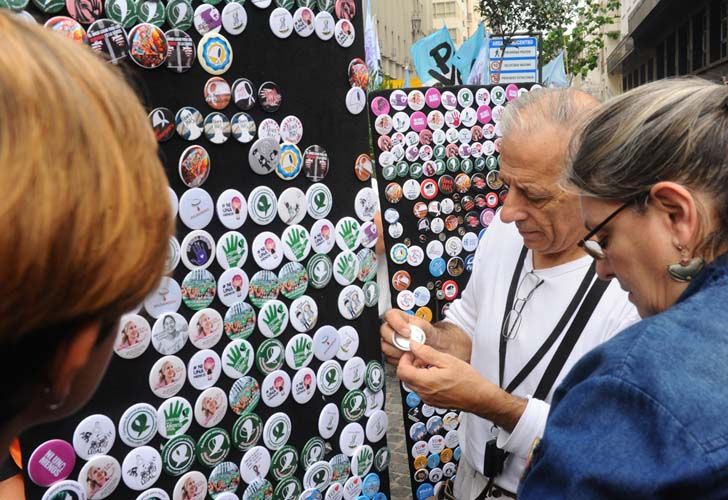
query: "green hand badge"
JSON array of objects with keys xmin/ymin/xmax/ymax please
[
  {"xmin": 339, "ymin": 220, "xmax": 359, "ymax": 249},
  {"xmin": 263, "ymin": 303, "xmax": 286, "ymax": 336},
  {"xmin": 226, "ymin": 345, "xmax": 250, "ymax": 374},
  {"xmin": 336, "ymin": 253, "xmax": 357, "ymax": 282},
  {"xmin": 292, "ymin": 337, "xmax": 312, "ymax": 368},
  {"xmin": 164, "ymin": 400, "xmax": 190, "ymax": 434},
  {"xmin": 285, "ymin": 227, "xmax": 309, "ymax": 260},
  {"xmin": 223, "ymin": 234, "xmax": 245, "ymax": 267}
]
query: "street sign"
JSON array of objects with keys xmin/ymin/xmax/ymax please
[{"xmin": 489, "ymin": 36, "xmax": 539, "ymax": 85}]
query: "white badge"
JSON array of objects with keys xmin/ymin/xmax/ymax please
[
  {"xmin": 364, "ymin": 388, "xmax": 384, "ymax": 417},
  {"xmin": 446, "ymin": 236, "xmax": 463, "ymax": 256},
  {"xmin": 285, "ymin": 333, "xmax": 314, "ymax": 370},
  {"xmin": 263, "ymin": 412, "xmax": 291, "ymax": 450},
  {"xmin": 78, "ymin": 455, "xmax": 121, "ymax": 500},
  {"xmin": 426, "ymin": 240, "xmax": 444, "ymax": 259},
  {"xmin": 240, "ymin": 446, "xmax": 271, "ymax": 484},
  {"xmin": 314, "ymin": 10, "xmax": 335, "ymax": 40},
  {"xmin": 338, "ymin": 423, "xmax": 364, "ymax": 457},
  {"xmin": 121, "ymin": 446, "xmax": 161, "ymax": 491},
  {"xmin": 194, "ymin": 387, "xmax": 227, "ymax": 428},
  {"xmin": 187, "ymin": 349, "xmax": 222, "ymax": 390},
  {"xmin": 343, "ymin": 476, "xmax": 362, "ymax": 499},
  {"xmin": 270, "ymin": 7, "xmax": 293, "ymax": 38},
  {"xmin": 156, "ymin": 397, "xmax": 192, "ymax": 439},
  {"xmin": 281, "ymin": 225, "xmax": 311, "ymax": 262},
  {"xmin": 217, "ymin": 268, "xmax": 249, "ymax": 307},
  {"xmin": 346, "ymin": 87, "xmax": 366, "ymax": 115},
  {"xmin": 350, "ymin": 445, "xmax": 373, "ymax": 477},
  {"xmin": 429, "ymin": 435, "xmax": 446, "ymax": 454},
  {"xmin": 173, "ymin": 471, "xmax": 206, "ymax": 500},
  {"xmin": 41, "ymin": 481, "xmax": 86, "ymax": 500},
  {"xmin": 408, "ymin": 89, "xmax": 426, "ymax": 111},
  {"xmin": 179, "ymin": 188, "xmax": 214, "ymax": 229},
  {"xmin": 258, "ymin": 299, "xmax": 288, "ymax": 338},
  {"xmin": 289, "ymin": 295, "xmax": 318, "ymax": 332},
  {"xmin": 180, "ymin": 230, "xmax": 216, "ymax": 270},
  {"xmin": 306, "ymin": 183, "xmax": 333, "ymax": 220},
  {"xmin": 118, "ymin": 403, "xmax": 158, "ymax": 447},
  {"xmin": 335, "ymin": 217, "xmax": 361, "ymax": 252},
  {"xmin": 194, "ymin": 4, "xmax": 221, "ymax": 35},
  {"xmin": 318, "ymin": 402, "xmax": 340, "ymax": 439},
  {"xmin": 310, "ymin": 219, "xmax": 336, "ymax": 254},
  {"xmin": 402, "ymin": 179, "xmax": 420, "ymax": 201},
  {"xmin": 326, "ymin": 482, "xmax": 344, "ymax": 500},
  {"xmin": 252, "ymin": 231, "xmax": 284, "ymax": 270},
  {"xmin": 216, "ymin": 230, "xmax": 248, "ymax": 270},
  {"xmin": 151, "ymin": 313, "xmax": 188, "ymax": 355},
  {"xmin": 445, "ymin": 429, "xmax": 459, "ymax": 449},
  {"xmin": 258, "ymin": 118, "xmax": 280, "ymax": 141},
  {"xmin": 366, "ymin": 410, "xmax": 388, "ymax": 443},
  {"xmin": 338, "ymin": 285, "xmax": 365, "ymax": 320},
  {"xmin": 280, "ymin": 115, "xmax": 304, "ymax": 144},
  {"xmin": 149, "ymin": 355, "xmax": 186, "ymax": 399},
  {"xmin": 221, "ymin": 2, "xmax": 247, "ymax": 35},
  {"xmin": 248, "ymin": 186, "xmax": 278, "ymax": 225},
  {"xmin": 291, "ymin": 367, "xmax": 317, "ymax": 404},
  {"xmin": 276, "ymin": 187, "xmax": 307, "ymax": 225},
  {"xmin": 333, "ymin": 251, "xmax": 360, "ymax": 286},
  {"xmin": 169, "ymin": 187, "xmax": 179, "ymax": 219},
  {"xmin": 73, "ymin": 415, "xmax": 115, "ymax": 460},
  {"xmin": 137, "ymin": 489, "xmax": 169, "ymax": 500},
  {"xmin": 189, "ymin": 308, "xmax": 224, "ymax": 349},
  {"xmin": 413, "ymin": 286, "xmax": 431, "ymax": 307},
  {"xmin": 407, "ymin": 245, "xmax": 425, "ymax": 266},
  {"xmin": 293, "ymin": 6, "xmax": 315, "ymax": 37},
  {"xmin": 166, "ymin": 236, "xmax": 181, "ymax": 274},
  {"xmin": 114, "ymin": 314, "xmax": 152, "ymax": 359},
  {"xmin": 313, "ymin": 325, "xmax": 340, "ymax": 361},
  {"xmin": 216, "ymin": 189, "xmax": 247, "ymax": 229},
  {"xmin": 353, "ymin": 188, "xmax": 377, "ymax": 222},
  {"xmin": 462, "ymin": 232, "xmax": 479, "ymax": 252},
  {"xmin": 303, "ymin": 461, "xmax": 332, "ymax": 491},
  {"xmin": 342, "ymin": 357, "xmax": 365, "ymax": 391},
  {"xmin": 336, "ymin": 325, "xmax": 359, "ymax": 360},
  {"xmin": 396, "ymin": 290, "xmax": 416, "ymax": 311},
  {"xmin": 222, "ymin": 338, "xmax": 254, "ymax": 378},
  {"xmin": 261, "ymin": 370, "xmax": 291, "ymax": 408},
  {"xmin": 317, "ymin": 359, "xmax": 343, "ymax": 396},
  {"xmin": 334, "ymin": 18, "xmax": 354, "ymax": 47}
]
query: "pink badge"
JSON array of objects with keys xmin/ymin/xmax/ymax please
[
  {"xmin": 410, "ymin": 111, "xmax": 427, "ymax": 133},
  {"xmin": 477, "ymin": 105, "xmax": 492, "ymax": 125},
  {"xmin": 370, "ymin": 96, "xmax": 390, "ymax": 116},
  {"xmin": 506, "ymin": 84, "xmax": 520, "ymax": 102},
  {"xmin": 425, "ymin": 88, "xmax": 442, "ymax": 109},
  {"xmin": 27, "ymin": 439, "xmax": 76, "ymax": 486}
]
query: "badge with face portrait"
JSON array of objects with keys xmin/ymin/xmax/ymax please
[{"xmin": 114, "ymin": 314, "xmax": 152, "ymax": 359}]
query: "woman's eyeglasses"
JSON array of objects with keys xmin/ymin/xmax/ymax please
[{"xmin": 577, "ymin": 200, "xmax": 638, "ymax": 260}]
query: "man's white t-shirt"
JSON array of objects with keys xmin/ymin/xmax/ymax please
[{"xmin": 444, "ymin": 212, "xmax": 639, "ymax": 493}]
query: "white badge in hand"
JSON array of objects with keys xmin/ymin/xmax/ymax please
[{"xmin": 392, "ymin": 325, "xmax": 426, "ymax": 351}]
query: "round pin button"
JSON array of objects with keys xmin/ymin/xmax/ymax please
[
  {"xmin": 87, "ymin": 19, "xmax": 128, "ymax": 63},
  {"xmin": 173, "ymin": 471, "xmax": 206, "ymax": 500},
  {"xmin": 221, "ymin": 1, "xmax": 247, "ymax": 34},
  {"xmin": 261, "ymin": 370, "xmax": 291, "ymax": 408},
  {"xmin": 187, "ymin": 349, "xmax": 221, "ymax": 390},
  {"xmin": 263, "ymin": 412, "xmax": 292, "ymax": 450},
  {"xmin": 178, "ymin": 145, "xmax": 210, "ymax": 187},
  {"xmin": 252, "ymin": 231, "xmax": 283, "ymax": 270},
  {"xmin": 338, "ymin": 285, "xmax": 365, "ymax": 320},
  {"xmin": 181, "ymin": 268, "xmax": 216, "ymax": 310},
  {"xmin": 120, "ymin": 446, "xmax": 161, "ymax": 491},
  {"xmin": 180, "ymin": 230, "xmax": 215, "ymax": 270},
  {"xmin": 258, "ymin": 81, "xmax": 283, "ymax": 112},
  {"xmin": 248, "ymin": 186, "xmax": 278, "ymax": 224},
  {"xmin": 343, "ymin": 476, "xmax": 362, "ymax": 499},
  {"xmin": 40, "ymin": 480, "xmax": 85, "ymax": 500},
  {"xmin": 289, "ymin": 295, "xmax": 318, "ymax": 332},
  {"xmin": 335, "ymin": 217, "xmax": 361, "ymax": 251},
  {"xmin": 27, "ymin": 440, "xmax": 76, "ymax": 487},
  {"xmin": 114, "ymin": 314, "xmax": 152, "ymax": 359},
  {"xmin": 339, "ymin": 423, "xmax": 365, "ymax": 457},
  {"xmin": 228, "ymin": 376, "xmax": 260, "ymax": 416},
  {"xmin": 77, "ymin": 455, "xmax": 121, "ymax": 499},
  {"xmin": 165, "ymin": 28, "xmax": 195, "ymax": 73},
  {"xmin": 194, "ymin": 3, "xmax": 221, "ymax": 34},
  {"xmin": 293, "ymin": 6, "xmax": 315, "ymax": 36},
  {"xmin": 198, "ymin": 31, "xmax": 233, "ymax": 75},
  {"xmin": 44, "ymin": 16, "xmax": 89, "ymax": 44},
  {"xmin": 221, "ymin": 338, "xmax": 254, "ymax": 379},
  {"xmin": 304, "ymin": 461, "xmax": 332, "ymax": 491},
  {"xmin": 277, "ymin": 143, "xmax": 303, "ymax": 180},
  {"xmin": 334, "ymin": 18, "xmax": 355, "ymax": 47},
  {"xmin": 73, "ymin": 414, "xmax": 116, "ymax": 461},
  {"xmin": 256, "ymin": 338, "xmax": 285, "ymax": 374},
  {"xmin": 127, "ymin": 23, "xmax": 168, "ymax": 69},
  {"xmin": 270, "ymin": 7, "xmax": 294, "ymax": 38},
  {"xmin": 307, "ymin": 184, "xmax": 333, "ymax": 221},
  {"xmin": 257, "ymin": 299, "xmax": 288, "ymax": 338},
  {"xmin": 317, "ymin": 359, "xmax": 343, "ymax": 396},
  {"xmin": 137, "ymin": 0, "xmax": 165, "ymax": 26},
  {"xmin": 148, "ymin": 355, "xmax": 186, "ymax": 398}
]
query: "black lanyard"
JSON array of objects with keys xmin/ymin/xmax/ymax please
[{"xmin": 497, "ymin": 246, "xmax": 606, "ymax": 397}]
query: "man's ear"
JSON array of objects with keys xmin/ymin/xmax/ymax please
[{"xmin": 46, "ymin": 322, "xmax": 101, "ymax": 410}]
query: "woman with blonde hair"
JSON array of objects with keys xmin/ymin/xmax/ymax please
[
  {"xmin": 520, "ymin": 77, "xmax": 728, "ymax": 498},
  {"xmin": 0, "ymin": 11, "xmax": 172, "ymax": 496}
]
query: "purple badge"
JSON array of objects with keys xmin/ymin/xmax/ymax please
[
  {"xmin": 480, "ymin": 208, "xmax": 496, "ymax": 228},
  {"xmin": 425, "ymin": 88, "xmax": 442, "ymax": 109},
  {"xmin": 477, "ymin": 105, "xmax": 492, "ymax": 125},
  {"xmin": 410, "ymin": 111, "xmax": 427, "ymax": 133},
  {"xmin": 27, "ymin": 439, "xmax": 76, "ymax": 486},
  {"xmin": 370, "ymin": 96, "xmax": 390, "ymax": 116}
]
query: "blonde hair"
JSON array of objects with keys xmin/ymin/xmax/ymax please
[
  {"xmin": 0, "ymin": 13, "xmax": 173, "ymax": 342},
  {"xmin": 567, "ymin": 77, "xmax": 728, "ymax": 254}
]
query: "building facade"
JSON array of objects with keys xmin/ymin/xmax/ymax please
[
  {"xmin": 607, "ymin": 0, "xmax": 728, "ymax": 91},
  {"xmin": 430, "ymin": 0, "xmax": 480, "ymax": 46}
]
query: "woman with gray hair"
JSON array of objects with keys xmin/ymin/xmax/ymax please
[{"xmin": 519, "ymin": 77, "xmax": 728, "ymax": 497}]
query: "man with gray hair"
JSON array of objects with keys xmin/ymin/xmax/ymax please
[{"xmin": 380, "ymin": 88, "xmax": 639, "ymax": 499}]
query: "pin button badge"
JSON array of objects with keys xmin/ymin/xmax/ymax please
[
  {"xmin": 149, "ymin": 107, "xmax": 175, "ymax": 142},
  {"xmin": 248, "ymin": 185, "xmax": 278, "ymax": 225},
  {"xmin": 392, "ymin": 325, "xmax": 425, "ymax": 351},
  {"xmin": 114, "ymin": 314, "xmax": 152, "ymax": 359},
  {"xmin": 40, "ymin": 480, "xmax": 85, "ymax": 500},
  {"xmin": 263, "ymin": 412, "xmax": 292, "ymax": 450},
  {"xmin": 278, "ymin": 188, "xmax": 307, "ymax": 225},
  {"xmin": 334, "ymin": 18, "xmax": 355, "ymax": 47},
  {"xmin": 198, "ymin": 32, "xmax": 233, "ymax": 75},
  {"xmin": 293, "ymin": 6, "xmax": 315, "ymax": 36},
  {"xmin": 87, "ymin": 19, "xmax": 128, "ymax": 63},
  {"xmin": 44, "ymin": 16, "xmax": 89, "ymax": 44},
  {"xmin": 175, "ymin": 106, "xmax": 203, "ymax": 141},
  {"xmin": 261, "ymin": 369, "xmax": 292, "ymax": 408},
  {"xmin": 178, "ymin": 145, "xmax": 210, "ymax": 187},
  {"xmin": 73, "ymin": 414, "xmax": 116, "ymax": 461},
  {"xmin": 222, "ymin": 1, "xmax": 247, "ymax": 34},
  {"xmin": 173, "ymin": 471, "xmax": 206, "ymax": 500},
  {"xmin": 166, "ymin": 0, "xmax": 192, "ymax": 30},
  {"xmin": 144, "ymin": 276, "xmax": 182, "ymax": 318},
  {"xmin": 270, "ymin": 6, "xmax": 294, "ymax": 38},
  {"xmin": 318, "ymin": 403, "xmax": 339, "ymax": 439},
  {"xmin": 121, "ymin": 446, "xmax": 161, "ymax": 491},
  {"xmin": 78, "ymin": 455, "xmax": 121, "ymax": 499},
  {"xmin": 127, "ymin": 23, "xmax": 168, "ymax": 69},
  {"xmin": 339, "ymin": 423, "xmax": 365, "ymax": 457},
  {"xmin": 194, "ymin": 3, "xmax": 221, "ymax": 35},
  {"xmin": 28, "ymin": 440, "xmax": 76, "ymax": 487}
]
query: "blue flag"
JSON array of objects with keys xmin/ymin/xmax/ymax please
[
  {"xmin": 410, "ymin": 26, "xmax": 457, "ymax": 86},
  {"xmin": 542, "ymin": 50, "xmax": 570, "ymax": 88},
  {"xmin": 453, "ymin": 24, "xmax": 484, "ymax": 82}
]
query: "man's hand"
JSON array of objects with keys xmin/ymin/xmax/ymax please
[
  {"xmin": 398, "ymin": 341, "xmax": 527, "ymax": 432},
  {"xmin": 380, "ymin": 309, "xmax": 436, "ymax": 366}
]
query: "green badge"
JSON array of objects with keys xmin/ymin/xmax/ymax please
[
  {"xmin": 301, "ymin": 437, "xmax": 325, "ymax": 470},
  {"xmin": 273, "ymin": 476, "xmax": 301, "ymax": 500},
  {"xmin": 278, "ymin": 262, "xmax": 309, "ymax": 300},
  {"xmin": 317, "ymin": 0, "xmax": 333, "ymax": 13},
  {"xmin": 204, "ymin": 0, "xmax": 222, "ymax": 5},
  {"xmin": 181, "ymin": 269, "xmax": 216, "ymax": 311},
  {"xmin": 196, "ymin": 427, "xmax": 231, "ymax": 467},
  {"xmin": 263, "ymin": 412, "xmax": 291, "ymax": 450},
  {"xmin": 275, "ymin": 0, "xmax": 293, "ymax": 9},
  {"xmin": 166, "ymin": 0, "xmax": 193, "ymax": 29},
  {"xmin": 334, "ymin": 251, "xmax": 359, "ymax": 285},
  {"xmin": 461, "ymin": 158, "xmax": 474, "ymax": 174},
  {"xmin": 32, "ymin": 0, "xmax": 63, "ymax": 13},
  {"xmin": 396, "ymin": 161, "xmax": 409, "ymax": 178},
  {"xmin": 363, "ymin": 281, "xmax": 380, "ymax": 308},
  {"xmin": 223, "ymin": 338, "xmax": 254, "ymax": 378},
  {"xmin": 342, "ymin": 390, "xmax": 367, "ymax": 422},
  {"xmin": 229, "ymin": 376, "xmax": 260, "ymax": 415},
  {"xmin": 136, "ymin": 0, "xmax": 165, "ymax": 26},
  {"xmin": 224, "ymin": 301, "xmax": 256, "ymax": 340},
  {"xmin": 486, "ymin": 155, "xmax": 499, "ymax": 170},
  {"xmin": 435, "ymin": 159, "xmax": 447, "ymax": 175},
  {"xmin": 256, "ymin": 338, "xmax": 285, "ymax": 374},
  {"xmin": 6, "ymin": 0, "xmax": 28, "ymax": 9},
  {"xmin": 105, "ymin": 0, "xmax": 137, "ymax": 25},
  {"xmin": 162, "ymin": 434, "xmax": 196, "ymax": 476},
  {"xmin": 329, "ymin": 454, "xmax": 351, "ymax": 485},
  {"xmin": 285, "ymin": 334, "xmax": 314, "ymax": 370},
  {"xmin": 357, "ymin": 249, "xmax": 377, "ymax": 282},
  {"xmin": 336, "ymin": 218, "xmax": 360, "ymax": 251},
  {"xmin": 271, "ymin": 445, "xmax": 299, "ymax": 481},
  {"xmin": 159, "ymin": 397, "xmax": 193, "ymax": 438},
  {"xmin": 307, "ymin": 254, "xmax": 333, "ymax": 289},
  {"xmin": 297, "ymin": 0, "xmax": 315, "ymax": 8},
  {"xmin": 474, "ymin": 156, "xmax": 487, "ymax": 172},
  {"xmin": 232, "ymin": 413, "xmax": 262, "ymax": 451},
  {"xmin": 365, "ymin": 361, "xmax": 385, "ymax": 392},
  {"xmin": 351, "ymin": 445, "xmax": 373, "ymax": 477},
  {"xmin": 244, "ymin": 477, "xmax": 274, "ymax": 500},
  {"xmin": 434, "ymin": 145, "xmax": 446, "ymax": 160},
  {"xmin": 374, "ymin": 447, "xmax": 391, "ymax": 472},
  {"xmin": 409, "ymin": 163, "xmax": 423, "ymax": 179},
  {"xmin": 303, "ymin": 460, "xmax": 332, "ymax": 490},
  {"xmin": 446, "ymin": 157, "xmax": 461, "ymax": 173},
  {"xmin": 208, "ymin": 461, "xmax": 241, "ymax": 497},
  {"xmin": 381, "ymin": 165, "xmax": 396, "ymax": 181},
  {"xmin": 282, "ymin": 225, "xmax": 311, "ymax": 262},
  {"xmin": 249, "ymin": 270, "xmax": 280, "ymax": 308},
  {"xmin": 258, "ymin": 300, "xmax": 288, "ymax": 338}
]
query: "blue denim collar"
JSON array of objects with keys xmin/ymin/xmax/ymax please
[{"xmin": 676, "ymin": 251, "xmax": 728, "ymax": 304}]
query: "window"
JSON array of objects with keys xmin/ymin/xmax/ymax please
[{"xmin": 434, "ymin": 1, "xmax": 456, "ymax": 17}]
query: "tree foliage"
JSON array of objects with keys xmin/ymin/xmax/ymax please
[{"xmin": 479, "ymin": 0, "xmax": 621, "ymax": 79}]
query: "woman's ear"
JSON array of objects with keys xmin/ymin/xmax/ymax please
[{"xmin": 649, "ymin": 182, "xmax": 701, "ymax": 248}]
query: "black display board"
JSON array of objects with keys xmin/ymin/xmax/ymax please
[
  {"xmin": 18, "ymin": 1, "xmax": 390, "ymax": 499},
  {"xmin": 368, "ymin": 83, "xmax": 536, "ymax": 500}
]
